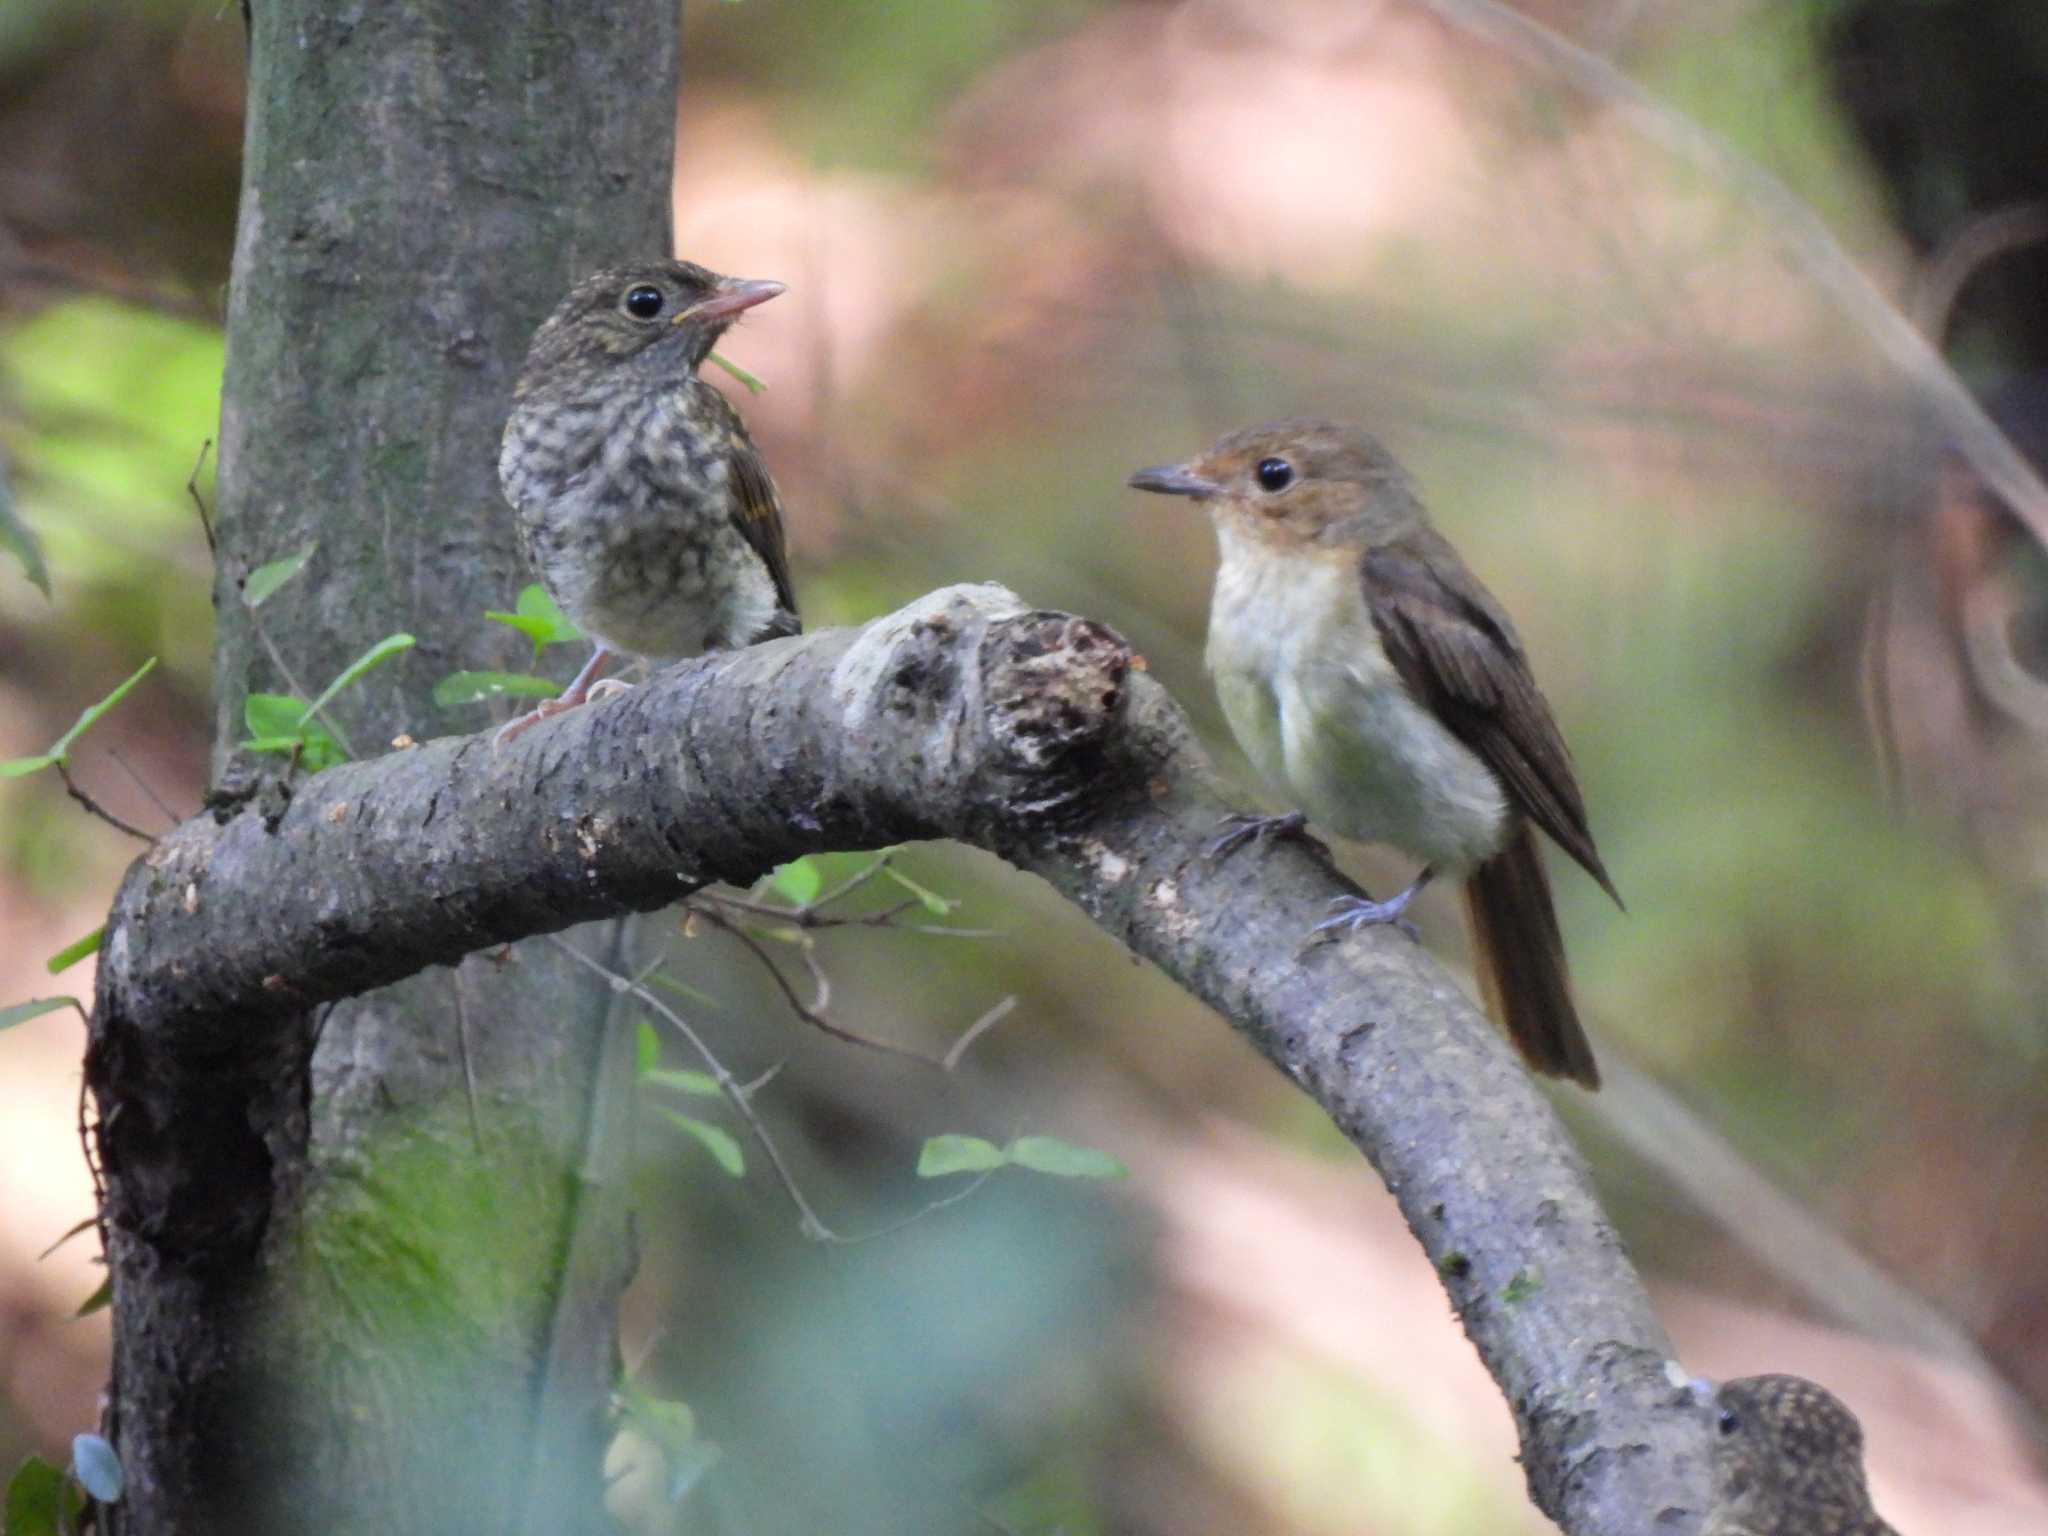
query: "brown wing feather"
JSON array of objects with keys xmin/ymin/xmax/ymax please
[
  {"xmin": 1364, "ymin": 535, "xmax": 1620, "ymax": 906},
  {"xmin": 705, "ymin": 389, "xmax": 800, "ymax": 629}
]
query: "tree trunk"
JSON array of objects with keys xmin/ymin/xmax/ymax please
[{"xmin": 89, "ymin": 2, "xmax": 678, "ymax": 1530}]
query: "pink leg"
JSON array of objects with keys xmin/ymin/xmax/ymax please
[{"xmin": 493, "ymin": 646, "xmax": 615, "ymax": 747}]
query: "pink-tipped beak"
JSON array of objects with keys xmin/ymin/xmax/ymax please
[{"xmin": 678, "ymin": 277, "xmax": 786, "ymax": 324}]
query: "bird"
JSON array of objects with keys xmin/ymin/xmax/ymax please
[
  {"xmin": 1128, "ymin": 417, "xmax": 1619, "ymax": 1087},
  {"xmin": 1698, "ymin": 1374, "xmax": 1898, "ymax": 1536},
  {"xmin": 495, "ymin": 258, "xmax": 800, "ymax": 743}
]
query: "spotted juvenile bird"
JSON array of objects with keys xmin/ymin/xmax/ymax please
[
  {"xmin": 1699, "ymin": 1374, "xmax": 1898, "ymax": 1536},
  {"xmin": 495, "ymin": 259, "xmax": 800, "ymax": 742},
  {"xmin": 1129, "ymin": 418, "xmax": 1619, "ymax": 1087}
]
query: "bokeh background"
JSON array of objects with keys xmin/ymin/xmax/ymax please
[{"xmin": 6, "ymin": 0, "xmax": 2048, "ymax": 1530}]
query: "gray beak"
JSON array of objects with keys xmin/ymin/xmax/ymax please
[
  {"xmin": 1127, "ymin": 463, "xmax": 1219, "ymax": 499},
  {"xmin": 679, "ymin": 277, "xmax": 787, "ymax": 324}
]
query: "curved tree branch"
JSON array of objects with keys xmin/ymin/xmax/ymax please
[{"xmin": 91, "ymin": 581, "xmax": 1718, "ymax": 1534}]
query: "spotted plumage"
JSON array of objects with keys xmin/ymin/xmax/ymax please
[
  {"xmin": 495, "ymin": 259, "xmax": 798, "ymax": 740},
  {"xmin": 1703, "ymin": 1375, "xmax": 1898, "ymax": 1536}
]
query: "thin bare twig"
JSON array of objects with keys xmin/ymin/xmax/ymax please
[
  {"xmin": 942, "ymin": 996, "xmax": 1017, "ymax": 1073},
  {"xmin": 107, "ymin": 747, "xmax": 184, "ymax": 829},
  {"xmin": 702, "ymin": 887, "xmax": 1003, "ymax": 939},
  {"xmin": 449, "ymin": 965, "xmax": 484, "ymax": 1152},
  {"xmin": 686, "ymin": 900, "xmax": 944, "ymax": 1066},
  {"xmin": 186, "ymin": 439, "xmax": 216, "ymax": 555},
  {"xmin": 1416, "ymin": 0, "xmax": 2048, "ymax": 554},
  {"xmin": 1911, "ymin": 200, "xmax": 2048, "ymax": 345},
  {"xmin": 55, "ymin": 763, "xmax": 154, "ymax": 843}
]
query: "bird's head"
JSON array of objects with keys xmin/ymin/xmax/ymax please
[
  {"xmin": 515, "ymin": 259, "xmax": 785, "ymax": 391},
  {"xmin": 1127, "ymin": 417, "xmax": 1426, "ymax": 552}
]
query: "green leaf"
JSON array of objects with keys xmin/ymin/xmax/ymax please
[
  {"xmin": 300, "ymin": 633, "xmax": 414, "ymax": 723},
  {"xmin": 1004, "ymin": 1135, "xmax": 1127, "ymax": 1180},
  {"xmin": 294, "ymin": 723, "xmax": 346, "ymax": 773},
  {"xmin": 242, "ymin": 543, "xmax": 315, "ymax": 608},
  {"xmin": 2, "ymin": 658, "xmax": 159, "ymax": 777},
  {"xmin": 69, "ymin": 1435, "xmax": 122, "ymax": 1504},
  {"xmin": 636, "ymin": 1019, "xmax": 661, "ymax": 1077},
  {"xmin": 658, "ymin": 1110, "xmax": 745, "ymax": 1176},
  {"xmin": 916, "ymin": 1134, "xmax": 1007, "ymax": 1177},
  {"xmin": 1501, "ymin": 1268, "xmax": 1540, "ymax": 1306},
  {"xmin": 5, "ymin": 1455, "xmax": 66, "ymax": 1536},
  {"xmin": 0, "ymin": 461, "xmax": 51, "ymax": 598},
  {"xmin": 0, "ymin": 997, "xmax": 82, "ymax": 1031},
  {"xmin": 706, "ymin": 350, "xmax": 768, "ymax": 395},
  {"xmin": 244, "ymin": 693, "xmax": 308, "ymax": 740},
  {"xmin": 486, "ymin": 585, "xmax": 581, "ymax": 663},
  {"xmin": 75, "ymin": 1274, "xmax": 111, "ymax": 1317},
  {"xmin": 46, "ymin": 927, "xmax": 103, "ymax": 975},
  {"xmin": 241, "ymin": 694, "xmax": 345, "ymax": 772},
  {"xmin": 517, "ymin": 583, "xmax": 579, "ymax": 635},
  {"xmin": 431, "ymin": 670, "xmax": 559, "ymax": 708},
  {"xmin": 768, "ymin": 857, "xmax": 822, "ymax": 906},
  {"xmin": 644, "ymin": 1068, "xmax": 722, "ymax": 1098},
  {"xmin": 37, "ymin": 1216, "xmax": 97, "ymax": 1262}
]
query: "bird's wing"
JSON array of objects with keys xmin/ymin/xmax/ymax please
[
  {"xmin": 1363, "ymin": 535, "xmax": 1619, "ymax": 904},
  {"xmin": 706, "ymin": 390, "xmax": 800, "ymax": 624}
]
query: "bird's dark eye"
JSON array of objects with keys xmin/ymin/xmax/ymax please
[
  {"xmin": 1716, "ymin": 1408, "xmax": 1741, "ymax": 1436},
  {"xmin": 1255, "ymin": 457, "xmax": 1294, "ymax": 492},
  {"xmin": 622, "ymin": 285, "xmax": 665, "ymax": 320}
]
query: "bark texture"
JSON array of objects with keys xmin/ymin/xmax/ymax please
[
  {"xmin": 95, "ymin": 585, "xmax": 1722, "ymax": 1534},
  {"xmin": 87, "ymin": 2, "xmax": 680, "ymax": 1532}
]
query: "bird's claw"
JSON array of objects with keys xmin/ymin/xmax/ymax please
[
  {"xmin": 585, "ymin": 678, "xmax": 635, "ymax": 702},
  {"xmin": 493, "ymin": 695, "xmax": 579, "ymax": 749},
  {"xmin": 1313, "ymin": 890, "xmax": 1421, "ymax": 943},
  {"xmin": 1205, "ymin": 810, "xmax": 1308, "ymax": 862}
]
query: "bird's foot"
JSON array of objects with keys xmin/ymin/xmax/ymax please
[
  {"xmin": 585, "ymin": 678, "xmax": 635, "ymax": 703},
  {"xmin": 1205, "ymin": 810, "xmax": 1309, "ymax": 862},
  {"xmin": 1312, "ymin": 868, "xmax": 1436, "ymax": 942},
  {"xmin": 492, "ymin": 645, "xmax": 618, "ymax": 749},
  {"xmin": 493, "ymin": 694, "xmax": 582, "ymax": 748}
]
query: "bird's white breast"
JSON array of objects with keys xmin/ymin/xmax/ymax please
[{"xmin": 1204, "ymin": 524, "xmax": 1508, "ymax": 872}]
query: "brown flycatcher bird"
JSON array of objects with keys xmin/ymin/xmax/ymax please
[
  {"xmin": 1129, "ymin": 418, "xmax": 1619, "ymax": 1087},
  {"xmin": 495, "ymin": 259, "xmax": 800, "ymax": 742}
]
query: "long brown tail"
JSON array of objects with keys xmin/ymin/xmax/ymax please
[{"xmin": 1460, "ymin": 821, "xmax": 1601, "ymax": 1089}]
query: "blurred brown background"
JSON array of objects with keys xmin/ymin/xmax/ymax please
[{"xmin": 5, "ymin": 1, "xmax": 2048, "ymax": 1530}]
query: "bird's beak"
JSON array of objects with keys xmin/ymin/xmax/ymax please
[
  {"xmin": 677, "ymin": 277, "xmax": 787, "ymax": 324},
  {"xmin": 1127, "ymin": 463, "xmax": 1220, "ymax": 500}
]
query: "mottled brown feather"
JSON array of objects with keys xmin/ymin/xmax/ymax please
[
  {"xmin": 1362, "ymin": 531, "xmax": 1621, "ymax": 907},
  {"xmin": 708, "ymin": 389, "xmax": 800, "ymax": 628}
]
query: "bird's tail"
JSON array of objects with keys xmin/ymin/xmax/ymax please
[{"xmin": 1460, "ymin": 821, "xmax": 1601, "ymax": 1089}]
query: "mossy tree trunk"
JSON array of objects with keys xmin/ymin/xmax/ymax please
[{"xmin": 91, "ymin": 3, "xmax": 678, "ymax": 1530}]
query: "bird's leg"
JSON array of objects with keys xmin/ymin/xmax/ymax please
[
  {"xmin": 493, "ymin": 645, "xmax": 617, "ymax": 747},
  {"xmin": 1205, "ymin": 810, "xmax": 1310, "ymax": 861},
  {"xmin": 1314, "ymin": 866, "xmax": 1435, "ymax": 940}
]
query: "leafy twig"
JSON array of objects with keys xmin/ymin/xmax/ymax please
[{"xmin": 548, "ymin": 935, "xmax": 837, "ymax": 1240}]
